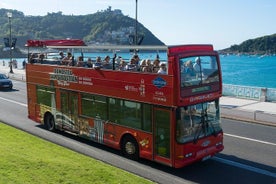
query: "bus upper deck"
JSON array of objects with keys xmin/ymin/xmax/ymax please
[{"xmin": 26, "ymin": 39, "xmax": 222, "ymax": 107}]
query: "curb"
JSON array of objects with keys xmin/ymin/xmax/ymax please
[{"xmin": 7, "ymin": 73, "xmax": 26, "ymax": 81}]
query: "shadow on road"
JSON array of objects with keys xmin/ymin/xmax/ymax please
[{"xmin": 36, "ymin": 125, "xmax": 276, "ymax": 184}]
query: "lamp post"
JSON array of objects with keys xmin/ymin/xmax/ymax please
[
  {"xmin": 7, "ymin": 12, "xmax": 13, "ymax": 74},
  {"xmin": 135, "ymin": 0, "xmax": 138, "ymax": 46}
]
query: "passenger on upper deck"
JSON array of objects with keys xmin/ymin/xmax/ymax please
[
  {"xmin": 115, "ymin": 56, "xmax": 122, "ymax": 64},
  {"xmin": 132, "ymin": 54, "xmax": 140, "ymax": 71},
  {"xmin": 29, "ymin": 53, "xmax": 37, "ymax": 64},
  {"xmin": 76, "ymin": 56, "xmax": 84, "ymax": 67},
  {"xmin": 118, "ymin": 59, "xmax": 127, "ymax": 71},
  {"xmin": 93, "ymin": 56, "xmax": 102, "ymax": 69},
  {"xmin": 86, "ymin": 58, "xmax": 93, "ymax": 68},
  {"xmin": 38, "ymin": 53, "xmax": 45, "ymax": 63},
  {"xmin": 125, "ymin": 58, "xmax": 138, "ymax": 71},
  {"xmin": 142, "ymin": 59, "xmax": 153, "ymax": 73},
  {"xmin": 59, "ymin": 51, "xmax": 65, "ymax": 60},
  {"xmin": 140, "ymin": 59, "xmax": 146, "ymax": 70},
  {"xmin": 102, "ymin": 55, "xmax": 112, "ymax": 69},
  {"xmin": 152, "ymin": 59, "xmax": 160, "ymax": 73},
  {"xmin": 157, "ymin": 63, "xmax": 167, "ymax": 74},
  {"xmin": 62, "ymin": 52, "xmax": 73, "ymax": 66}
]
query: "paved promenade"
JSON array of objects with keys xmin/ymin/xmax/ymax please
[{"xmin": 0, "ymin": 65, "xmax": 275, "ymax": 126}]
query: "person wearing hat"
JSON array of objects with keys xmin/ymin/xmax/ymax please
[{"xmin": 157, "ymin": 63, "xmax": 167, "ymax": 74}]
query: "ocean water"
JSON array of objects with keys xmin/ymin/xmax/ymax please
[
  {"xmin": 1, "ymin": 54, "xmax": 276, "ymax": 88},
  {"xmin": 220, "ymin": 54, "xmax": 276, "ymax": 88}
]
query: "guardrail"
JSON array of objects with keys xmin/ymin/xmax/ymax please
[{"xmin": 223, "ymin": 84, "xmax": 276, "ymax": 102}]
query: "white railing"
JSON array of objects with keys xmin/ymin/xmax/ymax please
[{"xmin": 223, "ymin": 84, "xmax": 276, "ymax": 102}]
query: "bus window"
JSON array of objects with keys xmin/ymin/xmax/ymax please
[
  {"xmin": 142, "ymin": 104, "xmax": 152, "ymax": 132},
  {"xmin": 109, "ymin": 98, "xmax": 141, "ymax": 129},
  {"xmin": 176, "ymin": 100, "xmax": 222, "ymax": 143},
  {"xmin": 37, "ymin": 86, "xmax": 55, "ymax": 107},
  {"xmin": 108, "ymin": 98, "xmax": 152, "ymax": 132},
  {"xmin": 180, "ymin": 56, "xmax": 219, "ymax": 87},
  {"xmin": 81, "ymin": 93, "xmax": 107, "ymax": 120}
]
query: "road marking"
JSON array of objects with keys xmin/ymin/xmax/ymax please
[
  {"xmin": 213, "ymin": 156, "xmax": 276, "ymax": 178},
  {"xmin": 224, "ymin": 133, "xmax": 276, "ymax": 146},
  {"xmin": 0, "ymin": 96, "xmax": 27, "ymax": 107}
]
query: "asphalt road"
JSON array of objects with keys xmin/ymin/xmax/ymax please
[{"xmin": 0, "ymin": 80, "xmax": 275, "ymax": 184}]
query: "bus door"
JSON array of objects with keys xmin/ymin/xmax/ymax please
[
  {"xmin": 60, "ymin": 91, "xmax": 79, "ymax": 132},
  {"xmin": 153, "ymin": 107, "xmax": 172, "ymax": 166}
]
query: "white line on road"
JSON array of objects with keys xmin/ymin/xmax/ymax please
[
  {"xmin": 224, "ymin": 133, "xmax": 276, "ymax": 146},
  {"xmin": 213, "ymin": 156, "xmax": 276, "ymax": 178},
  {"xmin": 0, "ymin": 96, "xmax": 27, "ymax": 107}
]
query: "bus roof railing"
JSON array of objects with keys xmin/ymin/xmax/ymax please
[{"xmin": 45, "ymin": 45, "xmax": 168, "ymax": 51}]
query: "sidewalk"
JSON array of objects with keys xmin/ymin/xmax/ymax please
[
  {"xmin": 0, "ymin": 66, "xmax": 26, "ymax": 81},
  {"xmin": 220, "ymin": 97, "xmax": 276, "ymax": 126},
  {"xmin": 0, "ymin": 65, "xmax": 275, "ymax": 126}
]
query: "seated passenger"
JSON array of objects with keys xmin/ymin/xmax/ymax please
[
  {"xmin": 140, "ymin": 59, "xmax": 146, "ymax": 71},
  {"xmin": 142, "ymin": 59, "xmax": 153, "ymax": 73},
  {"xmin": 59, "ymin": 51, "xmax": 65, "ymax": 60},
  {"xmin": 157, "ymin": 63, "xmax": 167, "ymax": 74},
  {"xmin": 29, "ymin": 53, "xmax": 37, "ymax": 64},
  {"xmin": 86, "ymin": 58, "xmax": 93, "ymax": 68},
  {"xmin": 125, "ymin": 58, "xmax": 138, "ymax": 71},
  {"xmin": 152, "ymin": 59, "xmax": 160, "ymax": 73},
  {"xmin": 115, "ymin": 56, "xmax": 122, "ymax": 64},
  {"xmin": 118, "ymin": 59, "xmax": 127, "ymax": 71},
  {"xmin": 38, "ymin": 53, "xmax": 45, "ymax": 63},
  {"xmin": 102, "ymin": 55, "xmax": 112, "ymax": 69},
  {"xmin": 62, "ymin": 52, "xmax": 73, "ymax": 65},
  {"xmin": 93, "ymin": 56, "xmax": 102, "ymax": 69},
  {"xmin": 76, "ymin": 56, "xmax": 84, "ymax": 67},
  {"xmin": 132, "ymin": 54, "xmax": 140, "ymax": 66}
]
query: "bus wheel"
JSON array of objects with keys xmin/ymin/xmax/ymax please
[
  {"xmin": 44, "ymin": 114, "xmax": 55, "ymax": 132},
  {"xmin": 121, "ymin": 135, "xmax": 139, "ymax": 160}
]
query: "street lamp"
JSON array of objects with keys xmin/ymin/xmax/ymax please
[
  {"xmin": 7, "ymin": 12, "xmax": 13, "ymax": 74},
  {"xmin": 135, "ymin": 0, "xmax": 138, "ymax": 46}
]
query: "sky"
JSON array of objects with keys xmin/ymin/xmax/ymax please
[{"xmin": 1, "ymin": 0, "xmax": 275, "ymax": 50}]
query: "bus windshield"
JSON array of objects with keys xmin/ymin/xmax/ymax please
[
  {"xmin": 176, "ymin": 100, "xmax": 222, "ymax": 144},
  {"xmin": 180, "ymin": 56, "xmax": 219, "ymax": 87}
]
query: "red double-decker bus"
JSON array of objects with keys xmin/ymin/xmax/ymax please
[{"xmin": 26, "ymin": 39, "xmax": 223, "ymax": 168}]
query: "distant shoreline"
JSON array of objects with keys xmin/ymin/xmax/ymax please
[{"xmin": 218, "ymin": 50, "xmax": 276, "ymax": 56}]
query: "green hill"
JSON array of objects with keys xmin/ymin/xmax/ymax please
[
  {"xmin": 221, "ymin": 34, "xmax": 276, "ymax": 54},
  {"xmin": 0, "ymin": 7, "xmax": 164, "ymax": 50}
]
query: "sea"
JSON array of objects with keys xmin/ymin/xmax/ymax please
[
  {"xmin": 1, "ymin": 54, "xmax": 276, "ymax": 89},
  {"xmin": 220, "ymin": 54, "xmax": 276, "ymax": 88}
]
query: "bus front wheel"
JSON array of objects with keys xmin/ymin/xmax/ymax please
[
  {"xmin": 44, "ymin": 113, "xmax": 55, "ymax": 132},
  {"xmin": 121, "ymin": 135, "xmax": 139, "ymax": 160}
]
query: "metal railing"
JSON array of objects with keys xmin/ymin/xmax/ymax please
[{"xmin": 223, "ymin": 84, "xmax": 276, "ymax": 102}]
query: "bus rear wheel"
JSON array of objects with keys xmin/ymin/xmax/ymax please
[
  {"xmin": 44, "ymin": 114, "xmax": 55, "ymax": 132},
  {"xmin": 121, "ymin": 135, "xmax": 139, "ymax": 160}
]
